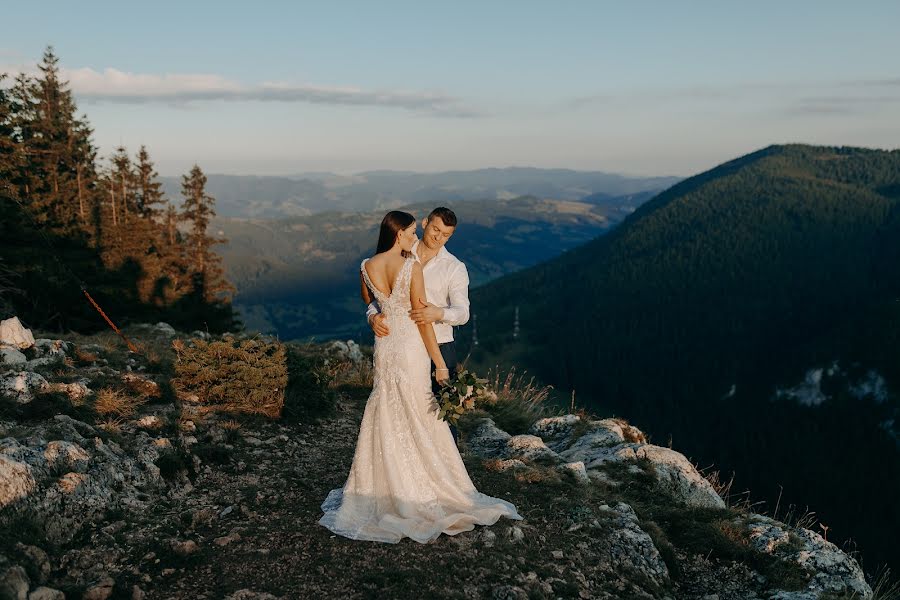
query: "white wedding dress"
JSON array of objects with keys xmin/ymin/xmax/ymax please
[{"xmin": 318, "ymin": 256, "xmax": 522, "ymax": 543}]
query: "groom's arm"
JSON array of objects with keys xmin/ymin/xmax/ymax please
[
  {"xmin": 438, "ymin": 262, "xmax": 470, "ymax": 326},
  {"xmin": 366, "ymin": 299, "xmax": 390, "ymax": 337}
]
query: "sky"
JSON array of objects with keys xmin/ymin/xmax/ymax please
[{"xmin": 2, "ymin": 0, "xmax": 899, "ymax": 177}]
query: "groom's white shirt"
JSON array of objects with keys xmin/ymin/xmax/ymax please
[{"xmin": 366, "ymin": 240, "xmax": 470, "ymax": 344}]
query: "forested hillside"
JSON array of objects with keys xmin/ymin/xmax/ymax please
[{"xmin": 462, "ymin": 144, "xmax": 900, "ymax": 573}]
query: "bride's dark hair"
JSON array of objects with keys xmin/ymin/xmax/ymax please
[{"xmin": 375, "ymin": 210, "xmax": 416, "ymax": 255}]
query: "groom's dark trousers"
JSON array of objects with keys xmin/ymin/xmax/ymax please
[{"xmin": 432, "ymin": 341, "xmax": 460, "ymax": 446}]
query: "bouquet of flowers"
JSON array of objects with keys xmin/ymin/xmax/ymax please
[{"xmin": 436, "ymin": 368, "xmax": 496, "ymax": 426}]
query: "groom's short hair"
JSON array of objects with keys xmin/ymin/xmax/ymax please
[{"xmin": 427, "ymin": 207, "xmax": 457, "ymax": 228}]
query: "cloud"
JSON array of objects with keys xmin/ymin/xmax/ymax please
[
  {"xmin": 567, "ymin": 78, "xmax": 900, "ymax": 118},
  {"xmin": 1, "ymin": 64, "xmax": 481, "ymax": 118},
  {"xmin": 786, "ymin": 94, "xmax": 900, "ymax": 116}
]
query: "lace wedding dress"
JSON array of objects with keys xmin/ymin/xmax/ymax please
[{"xmin": 318, "ymin": 256, "xmax": 522, "ymax": 543}]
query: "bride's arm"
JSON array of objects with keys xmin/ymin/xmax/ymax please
[
  {"xmin": 360, "ymin": 271, "xmax": 372, "ymax": 304},
  {"xmin": 410, "ymin": 262, "xmax": 449, "ymax": 384}
]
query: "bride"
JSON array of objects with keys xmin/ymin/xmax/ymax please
[{"xmin": 318, "ymin": 210, "xmax": 523, "ymax": 543}]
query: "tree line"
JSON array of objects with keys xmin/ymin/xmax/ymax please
[{"xmin": 0, "ymin": 47, "xmax": 237, "ymax": 332}]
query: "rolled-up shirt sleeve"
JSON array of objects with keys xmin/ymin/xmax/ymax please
[
  {"xmin": 440, "ymin": 262, "xmax": 470, "ymax": 326},
  {"xmin": 365, "ymin": 299, "xmax": 380, "ymax": 320}
]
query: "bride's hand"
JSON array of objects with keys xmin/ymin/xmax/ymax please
[{"xmin": 434, "ymin": 366, "xmax": 451, "ymax": 385}]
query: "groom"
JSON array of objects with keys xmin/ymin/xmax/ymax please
[{"xmin": 366, "ymin": 206, "xmax": 470, "ymax": 445}]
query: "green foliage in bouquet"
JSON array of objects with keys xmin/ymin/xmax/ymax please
[
  {"xmin": 171, "ymin": 336, "xmax": 288, "ymax": 418},
  {"xmin": 436, "ymin": 368, "xmax": 495, "ymax": 426}
]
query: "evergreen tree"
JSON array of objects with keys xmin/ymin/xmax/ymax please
[
  {"xmin": 134, "ymin": 145, "xmax": 166, "ymax": 220},
  {"xmin": 180, "ymin": 164, "xmax": 234, "ymax": 304},
  {"xmin": 22, "ymin": 46, "xmax": 98, "ymax": 236},
  {"xmin": 0, "ymin": 74, "xmax": 22, "ymax": 205}
]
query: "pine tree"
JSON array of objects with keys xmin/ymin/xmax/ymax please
[
  {"xmin": 23, "ymin": 46, "xmax": 98, "ymax": 236},
  {"xmin": 134, "ymin": 145, "xmax": 166, "ymax": 220},
  {"xmin": 110, "ymin": 145, "xmax": 136, "ymax": 222},
  {"xmin": 155, "ymin": 202, "xmax": 191, "ymax": 304},
  {"xmin": 180, "ymin": 164, "xmax": 234, "ymax": 304},
  {"xmin": 0, "ymin": 74, "xmax": 21, "ymax": 204}
]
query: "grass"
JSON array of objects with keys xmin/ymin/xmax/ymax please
[
  {"xmin": 93, "ymin": 387, "xmax": 147, "ymax": 418},
  {"xmin": 479, "ymin": 366, "xmax": 558, "ymax": 434}
]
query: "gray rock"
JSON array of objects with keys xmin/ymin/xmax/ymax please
[
  {"xmin": 0, "ymin": 455, "xmax": 36, "ymax": 509},
  {"xmin": 743, "ymin": 515, "xmax": 872, "ymax": 598},
  {"xmin": 171, "ymin": 540, "xmax": 199, "ymax": 557},
  {"xmin": 505, "ymin": 434, "xmax": 559, "ymax": 462},
  {"xmin": 0, "ymin": 372, "xmax": 49, "ymax": 404},
  {"xmin": 13, "ymin": 543, "xmax": 50, "ymax": 584},
  {"xmin": 0, "ymin": 347, "xmax": 26, "ymax": 366},
  {"xmin": 223, "ymin": 591, "xmax": 280, "ymax": 600},
  {"xmin": 558, "ymin": 461, "xmax": 590, "ymax": 483},
  {"xmin": 480, "ymin": 529, "xmax": 497, "ymax": 547},
  {"xmin": 27, "ymin": 587, "xmax": 65, "ymax": 600},
  {"xmin": 528, "ymin": 414, "xmax": 580, "ymax": 451},
  {"xmin": 507, "ymin": 526, "xmax": 525, "ymax": 542},
  {"xmin": 467, "ymin": 419, "xmax": 511, "ymax": 458},
  {"xmin": 611, "ymin": 444, "xmax": 725, "ymax": 509},
  {"xmin": 82, "ymin": 576, "xmax": 115, "ymax": 600},
  {"xmin": 33, "ymin": 340, "xmax": 68, "ymax": 359},
  {"xmin": 42, "ymin": 382, "xmax": 90, "ymax": 403},
  {"xmin": 598, "ymin": 502, "xmax": 670, "ymax": 588},
  {"xmin": 0, "ymin": 564, "xmax": 30, "ymax": 600},
  {"xmin": 154, "ymin": 322, "xmax": 176, "ymax": 337},
  {"xmin": 490, "ymin": 585, "xmax": 529, "ymax": 600}
]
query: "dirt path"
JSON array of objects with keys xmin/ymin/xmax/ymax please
[{"xmin": 124, "ymin": 390, "xmax": 577, "ymax": 600}]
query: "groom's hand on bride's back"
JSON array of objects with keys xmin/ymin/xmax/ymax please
[{"xmin": 368, "ymin": 313, "xmax": 390, "ymax": 337}]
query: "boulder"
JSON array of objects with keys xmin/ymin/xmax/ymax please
[
  {"xmin": 0, "ymin": 455, "xmax": 36, "ymax": 509},
  {"xmin": 598, "ymin": 502, "xmax": 670, "ymax": 588},
  {"xmin": 505, "ymin": 434, "xmax": 559, "ymax": 462},
  {"xmin": 611, "ymin": 444, "xmax": 725, "ymax": 509},
  {"xmin": 0, "ymin": 564, "xmax": 30, "ymax": 600},
  {"xmin": 0, "ymin": 317, "xmax": 35, "ymax": 350},
  {"xmin": 743, "ymin": 515, "xmax": 872, "ymax": 598},
  {"xmin": 33, "ymin": 340, "xmax": 68, "ymax": 359},
  {"xmin": 528, "ymin": 415, "xmax": 579, "ymax": 451},
  {"xmin": 466, "ymin": 418, "xmax": 511, "ymax": 458},
  {"xmin": 0, "ymin": 372, "xmax": 49, "ymax": 404},
  {"xmin": 1, "ymin": 347, "xmax": 26, "ymax": 366}
]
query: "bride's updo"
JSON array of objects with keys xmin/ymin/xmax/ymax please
[{"xmin": 375, "ymin": 210, "xmax": 416, "ymax": 256}]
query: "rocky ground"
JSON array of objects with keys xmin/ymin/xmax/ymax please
[{"xmin": 0, "ymin": 319, "xmax": 883, "ymax": 599}]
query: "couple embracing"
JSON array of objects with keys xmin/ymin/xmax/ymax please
[{"xmin": 318, "ymin": 207, "xmax": 523, "ymax": 543}]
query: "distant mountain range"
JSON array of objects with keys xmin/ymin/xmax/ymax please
[
  {"xmin": 162, "ymin": 167, "xmax": 680, "ymax": 218},
  {"xmin": 460, "ymin": 144, "xmax": 900, "ymax": 574},
  {"xmin": 216, "ymin": 195, "xmax": 648, "ymax": 340}
]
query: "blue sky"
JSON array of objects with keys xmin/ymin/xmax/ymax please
[{"xmin": 3, "ymin": 1, "xmax": 899, "ymax": 176}]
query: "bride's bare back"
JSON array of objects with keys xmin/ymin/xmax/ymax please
[{"xmin": 362, "ymin": 253, "xmax": 409, "ymax": 298}]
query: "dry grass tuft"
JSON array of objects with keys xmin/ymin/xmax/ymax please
[
  {"xmin": 609, "ymin": 416, "xmax": 648, "ymax": 443},
  {"xmin": 871, "ymin": 567, "xmax": 900, "ymax": 600},
  {"xmin": 513, "ymin": 466, "xmax": 559, "ymax": 484},
  {"xmin": 74, "ymin": 347, "xmax": 99, "ymax": 364},
  {"xmin": 481, "ymin": 366, "xmax": 556, "ymax": 435},
  {"xmin": 220, "ymin": 419, "xmax": 241, "ymax": 431},
  {"xmin": 96, "ymin": 416, "xmax": 125, "ymax": 434},
  {"xmin": 482, "ymin": 458, "xmax": 508, "ymax": 472},
  {"xmin": 93, "ymin": 388, "xmax": 146, "ymax": 418}
]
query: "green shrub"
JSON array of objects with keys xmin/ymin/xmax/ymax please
[{"xmin": 281, "ymin": 345, "xmax": 338, "ymax": 423}]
